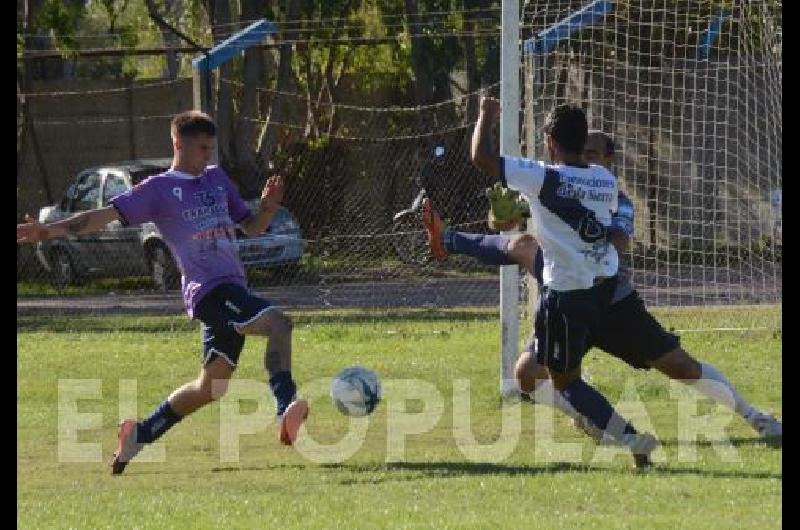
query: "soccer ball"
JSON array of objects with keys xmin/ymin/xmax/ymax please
[{"xmin": 330, "ymin": 366, "xmax": 381, "ymax": 417}]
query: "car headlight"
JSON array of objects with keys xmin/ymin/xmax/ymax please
[
  {"xmin": 269, "ymin": 220, "xmax": 292, "ymax": 233},
  {"xmin": 270, "ymin": 213, "xmax": 299, "ymax": 234}
]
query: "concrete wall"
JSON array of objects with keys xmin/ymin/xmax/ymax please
[
  {"xmin": 524, "ymin": 53, "xmax": 782, "ymax": 251},
  {"xmin": 18, "ymin": 78, "xmax": 193, "ymax": 218}
]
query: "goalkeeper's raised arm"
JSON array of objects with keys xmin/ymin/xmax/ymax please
[
  {"xmin": 470, "ymin": 95, "xmax": 549, "ymax": 201},
  {"xmin": 470, "ymin": 96, "xmax": 528, "ymax": 230},
  {"xmin": 470, "ymin": 96, "xmax": 502, "ymax": 179}
]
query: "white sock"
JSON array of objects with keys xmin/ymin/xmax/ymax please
[
  {"xmin": 531, "ymin": 379, "xmax": 581, "ymax": 420},
  {"xmin": 691, "ymin": 363, "xmax": 757, "ymax": 419}
]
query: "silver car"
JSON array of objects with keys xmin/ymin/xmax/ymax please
[{"xmin": 36, "ymin": 159, "xmax": 305, "ymax": 290}]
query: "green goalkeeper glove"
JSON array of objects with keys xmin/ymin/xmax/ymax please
[{"xmin": 485, "ymin": 183, "xmax": 530, "ymax": 225}]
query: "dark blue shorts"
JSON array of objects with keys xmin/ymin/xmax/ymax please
[
  {"xmin": 587, "ymin": 291, "xmax": 680, "ymax": 369},
  {"xmin": 525, "ymin": 287, "xmax": 679, "ymax": 371},
  {"xmin": 531, "ymin": 277, "xmax": 618, "ymax": 373},
  {"xmin": 193, "ymin": 282, "xmax": 274, "ymax": 368}
]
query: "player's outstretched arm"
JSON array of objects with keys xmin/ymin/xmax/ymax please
[
  {"xmin": 16, "ymin": 206, "xmax": 120, "ymax": 244},
  {"xmin": 240, "ymin": 174, "xmax": 284, "ymax": 237},
  {"xmin": 608, "ymin": 192, "xmax": 635, "ymax": 253},
  {"xmin": 609, "ymin": 230, "xmax": 630, "ymax": 253},
  {"xmin": 470, "ymin": 96, "xmax": 501, "ymax": 178}
]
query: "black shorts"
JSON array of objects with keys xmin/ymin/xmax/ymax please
[
  {"xmin": 524, "ymin": 289, "xmax": 680, "ymax": 371},
  {"xmin": 194, "ymin": 282, "xmax": 274, "ymax": 369},
  {"xmin": 532, "ymin": 277, "xmax": 618, "ymax": 373},
  {"xmin": 588, "ymin": 291, "xmax": 680, "ymax": 369}
]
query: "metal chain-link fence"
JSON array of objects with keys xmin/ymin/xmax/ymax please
[{"xmin": 18, "ymin": 2, "xmax": 781, "ymax": 332}]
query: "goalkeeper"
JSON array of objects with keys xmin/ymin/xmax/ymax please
[{"xmin": 420, "ymin": 130, "xmax": 781, "ymax": 443}]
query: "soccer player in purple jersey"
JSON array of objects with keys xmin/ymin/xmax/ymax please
[{"xmin": 17, "ymin": 111, "xmax": 309, "ymax": 474}]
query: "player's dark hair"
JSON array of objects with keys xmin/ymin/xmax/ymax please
[
  {"xmin": 589, "ymin": 129, "xmax": 616, "ymax": 156},
  {"xmin": 171, "ymin": 110, "xmax": 216, "ymax": 138},
  {"xmin": 544, "ymin": 104, "xmax": 588, "ymax": 155}
]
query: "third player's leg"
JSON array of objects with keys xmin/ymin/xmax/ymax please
[
  {"xmin": 591, "ymin": 291, "xmax": 781, "ymax": 439},
  {"xmin": 649, "ymin": 347, "xmax": 701, "ymax": 380},
  {"xmin": 505, "ymin": 234, "xmax": 537, "ymax": 275},
  {"xmin": 514, "ymin": 349, "xmax": 550, "ymax": 392}
]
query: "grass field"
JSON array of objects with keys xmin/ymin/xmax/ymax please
[{"xmin": 17, "ymin": 306, "xmax": 781, "ymax": 529}]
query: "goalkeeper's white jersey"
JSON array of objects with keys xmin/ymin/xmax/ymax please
[{"xmin": 503, "ymin": 157, "xmax": 619, "ymax": 291}]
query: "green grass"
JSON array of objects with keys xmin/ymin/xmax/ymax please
[
  {"xmin": 18, "ymin": 306, "xmax": 781, "ymax": 528},
  {"xmin": 16, "ymin": 277, "xmax": 157, "ymax": 296},
  {"xmin": 15, "ymin": 266, "xmax": 497, "ymax": 296}
]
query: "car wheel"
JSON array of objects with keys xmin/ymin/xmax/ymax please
[
  {"xmin": 149, "ymin": 244, "xmax": 180, "ymax": 291},
  {"xmin": 49, "ymin": 249, "xmax": 80, "ymax": 289}
]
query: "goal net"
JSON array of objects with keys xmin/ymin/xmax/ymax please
[{"xmin": 518, "ymin": 0, "xmax": 782, "ymax": 331}]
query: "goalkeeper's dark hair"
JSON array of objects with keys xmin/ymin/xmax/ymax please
[
  {"xmin": 171, "ymin": 110, "xmax": 216, "ymax": 138},
  {"xmin": 588, "ymin": 129, "xmax": 616, "ymax": 156},
  {"xmin": 543, "ymin": 104, "xmax": 588, "ymax": 155}
]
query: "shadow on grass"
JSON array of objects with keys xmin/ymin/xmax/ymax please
[
  {"xmin": 17, "ymin": 308, "xmax": 500, "ymax": 333},
  {"xmin": 202, "ymin": 459, "xmax": 780, "ymax": 483},
  {"xmin": 336, "ymin": 461, "xmax": 781, "ymax": 482},
  {"xmin": 658, "ymin": 436, "xmax": 782, "ymax": 450},
  {"xmin": 294, "ymin": 309, "xmax": 500, "ymax": 326},
  {"xmin": 16, "ymin": 314, "xmax": 199, "ymax": 334}
]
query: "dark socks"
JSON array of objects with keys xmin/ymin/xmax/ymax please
[
  {"xmin": 269, "ymin": 371, "xmax": 297, "ymax": 416},
  {"xmin": 136, "ymin": 400, "xmax": 183, "ymax": 444},
  {"xmin": 443, "ymin": 232, "xmax": 516, "ymax": 266},
  {"xmin": 560, "ymin": 377, "xmax": 636, "ymax": 439}
]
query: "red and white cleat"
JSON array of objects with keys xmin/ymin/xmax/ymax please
[
  {"xmin": 279, "ymin": 399, "xmax": 310, "ymax": 446},
  {"xmin": 110, "ymin": 419, "xmax": 142, "ymax": 475}
]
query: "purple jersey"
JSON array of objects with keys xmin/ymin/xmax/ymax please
[{"xmin": 110, "ymin": 166, "xmax": 252, "ymax": 318}]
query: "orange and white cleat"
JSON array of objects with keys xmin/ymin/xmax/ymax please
[
  {"xmin": 421, "ymin": 198, "xmax": 448, "ymax": 261},
  {"xmin": 279, "ymin": 399, "xmax": 310, "ymax": 446},
  {"xmin": 110, "ymin": 419, "xmax": 143, "ymax": 475}
]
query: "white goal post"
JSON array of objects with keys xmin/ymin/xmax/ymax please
[{"xmin": 500, "ymin": 0, "xmax": 782, "ymax": 393}]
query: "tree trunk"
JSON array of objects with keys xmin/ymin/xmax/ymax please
[
  {"xmin": 232, "ymin": 0, "xmax": 267, "ymax": 196},
  {"xmin": 479, "ymin": 0, "xmax": 499, "ymax": 88},
  {"xmin": 24, "ymin": 0, "xmax": 56, "ymax": 80},
  {"xmin": 302, "ymin": 44, "xmax": 319, "ymax": 139},
  {"xmin": 326, "ymin": 46, "xmax": 355, "ymax": 137},
  {"xmin": 256, "ymin": 0, "xmax": 301, "ymax": 176},
  {"xmin": 212, "ymin": 0, "xmax": 235, "ymax": 168},
  {"xmin": 404, "ymin": 0, "xmax": 434, "ymax": 106},
  {"xmin": 144, "ymin": 0, "xmax": 180, "ymax": 79},
  {"xmin": 21, "ymin": 0, "xmax": 54, "ymax": 203},
  {"xmin": 322, "ymin": 0, "xmax": 357, "ymax": 137},
  {"xmin": 17, "ymin": 79, "xmax": 24, "ymax": 158},
  {"xmin": 162, "ymin": 0, "xmax": 182, "ymax": 80},
  {"xmin": 462, "ymin": 0, "xmax": 481, "ymax": 123},
  {"xmin": 63, "ymin": 0, "xmax": 87, "ymax": 79}
]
